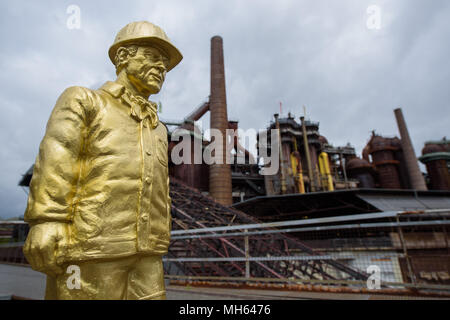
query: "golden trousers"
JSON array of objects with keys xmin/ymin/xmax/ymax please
[{"xmin": 45, "ymin": 255, "xmax": 166, "ymax": 300}]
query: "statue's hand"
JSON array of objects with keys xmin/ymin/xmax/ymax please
[{"xmin": 23, "ymin": 222, "xmax": 68, "ymax": 277}]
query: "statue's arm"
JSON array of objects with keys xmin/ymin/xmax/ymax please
[{"xmin": 23, "ymin": 86, "xmax": 92, "ymax": 275}]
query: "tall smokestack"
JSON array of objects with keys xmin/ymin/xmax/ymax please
[
  {"xmin": 209, "ymin": 36, "xmax": 232, "ymax": 205},
  {"xmin": 394, "ymin": 108, "xmax": 428, "ymax": 191}
]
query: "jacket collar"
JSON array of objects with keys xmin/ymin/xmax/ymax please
[
  {"xmin": 99, "ymin": 81, "xmax": 159, "ymax": 128},
  {"xmin": 99, "ymin": 81, "xmax": 126, "ymax": 98}
]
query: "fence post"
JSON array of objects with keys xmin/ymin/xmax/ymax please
[
  {"xmin": 244, "ymin": 229, "xmax": 250, "ymax": 278},
  {"xmin": 443, "ymin": 217, "xmax": 449, "ymax": 254},
  {"xmin": 396, "ymin": 215, "xmax": 417, "ymax": 286}
]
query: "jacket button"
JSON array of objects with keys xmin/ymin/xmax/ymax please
[
  {"xmin": 146, "ymin": 150, "xmax": 152, "ymax": 156},
  {"xmin": 145, "ymin": 177, "xmax": 151, "ymax": 184},
  {"xmin": 141, "ymin": 215, "xmax": 149, "ymax": 222}
]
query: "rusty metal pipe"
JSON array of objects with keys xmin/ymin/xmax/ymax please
[
  {"xmin": 185, "ymin": 101, "xmax": 210, "ymax": 122},
  {"xmin": 301, "ymin": 116, "xmax": 315, "ymax": 192},
  {"xmin": 394, "ymin": 108, "xmax": 427, "ymax": 190},
  {"xmin": 274, "ymin": 114, "xmax": 287, "ymax": 194}
]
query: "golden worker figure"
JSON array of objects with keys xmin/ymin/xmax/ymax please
[{"xmin": 23, "ymin": 21, "xmax": 182, "ymax": 300}]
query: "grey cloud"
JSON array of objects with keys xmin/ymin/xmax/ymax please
[{"xmin": 0, "ymin": 0, "xmax": 449, "ymax": 218}]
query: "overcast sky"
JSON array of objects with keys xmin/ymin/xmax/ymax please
[{"xmin": 0, "ymin": 0, "xmax": 449, "ymax": 219}]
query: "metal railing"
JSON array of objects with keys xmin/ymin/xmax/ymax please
[
  {"xmin": 2, "ymin": 209, "xmax": 449, "ymax": 296},
  {"xmin": 165, "ymin": 209, "xmax": 450, "ymax": 295}
]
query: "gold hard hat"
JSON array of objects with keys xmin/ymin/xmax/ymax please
[{"xmin": 109, "ymin": 21, "xmax": 183, "ymax": 71}]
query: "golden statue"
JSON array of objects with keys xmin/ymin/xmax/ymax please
[{"xmin": 22, "ymin": 21, "xmax": 182, "ymax": 300}]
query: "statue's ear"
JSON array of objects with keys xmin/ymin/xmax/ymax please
[{"xmin": 116, "ymin": 47, "xmax": 130, "ymax": 64}]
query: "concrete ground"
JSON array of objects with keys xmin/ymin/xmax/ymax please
[
  {"xmin": 0, "ymin": 263, "xmax": 446, "ymax": 300},
  {"xmin": 0, "ymin": 263, "xmax": 46, "ymax": 299}
]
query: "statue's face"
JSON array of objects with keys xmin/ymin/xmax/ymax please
[{"xmin": 125, "ymin": 46, "xmax": 169, "ymax": 96}]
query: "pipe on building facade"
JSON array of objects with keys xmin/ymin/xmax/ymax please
[
  {"xmin": 300, "ymin": 116, "xmax": 315, "ymax": 192},
  {"xmin": 319, "ymin": 152, "xmax": 334, "ymax": 191},
  {"xmin": 274, "ymin": 114, "xmax": 287, "ymax": 194}
]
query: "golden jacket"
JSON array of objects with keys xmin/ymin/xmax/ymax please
[{"xmin": 24, "ymin": 81, "xmax": 171, "ymax": 262}]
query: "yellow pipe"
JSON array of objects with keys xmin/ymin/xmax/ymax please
[
  {"xmin": 315, "ymin": 164, "xmax": 323, "ymax": 189},
  {"xmin": 319, "ymin": 152, "xmax": 334, "ymax": 191},
  {"xmin": 297, "ymin": 157, "xmax": 305, "ymax": 194},
  {"xmin": 290, "ymin": 153, "xmax": 305, "ymax": 194}
]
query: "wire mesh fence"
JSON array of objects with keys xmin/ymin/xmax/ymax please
[
  {"xmin": 164, "ymin": 209, "xmax": 450, "ymax": 296},
  {"xmin": 1, "ymin": 210, "xmax": 449, "ymax": 297}
]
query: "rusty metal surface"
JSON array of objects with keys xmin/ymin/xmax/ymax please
[
  {"xmin": 184, "ymin": 101, "xmax": 210, "ymax": 122},
  {"xmin": 169, "ymin": 137, "xmax": 210, "ymax": 192},
  {"xmin": 166, "ymin": 178, "xmax": 367, "ymax": 281},
  {"xmin": 346, "ymin": 158, "xmax": 376, "ymax": 188},
  {"xmin": 394, "ymin": 108, "xmax": 428, "ymax": 191},
  {"xmin": 301, "ymin": 116, "xmax": 315, "ymax": 192},
  {"xmin": 168, "ymin": 279, "xmax": 450, "ymax": 299},
  {"xmin": 425, "ymin": 159, "xmax": 450, "ymax": 191},
  {"xmin": 419, "ymin": 140, "xmax": 450, "ymax": 191},
  {"xmin": 367, "ymin": 134, "xmax": 402, "ymax": 189}
]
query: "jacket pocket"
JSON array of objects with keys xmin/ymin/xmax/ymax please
[
  {"xmin": 156, "ymin": 135, "xmax": 168, "ymax": 167},
  {"xmin": 72, "ymin": 210, "xmax": 103, "ymax": 241}
]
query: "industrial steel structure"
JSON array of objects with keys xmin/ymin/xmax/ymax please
[
  {"xmin": 5, "ymin": 35, "xmax": 450, "ymax": 298},
  {"xmin": 419, "ymin": 138, "xmax": 450, "ymax": 191}
]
